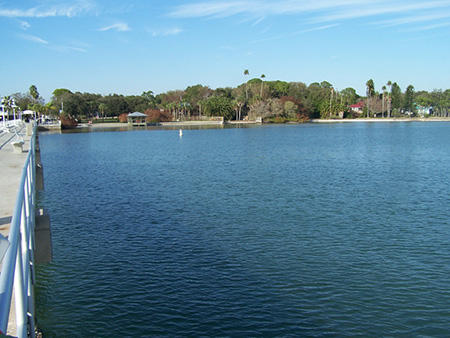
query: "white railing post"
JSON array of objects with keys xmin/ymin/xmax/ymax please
[
  {"xmin": 14, "ymin": 237, "xmax": 28, "ymax": 338},
  {"xmin": 24, "ymin": 173, "xmax": 36, "ymax": 338}
]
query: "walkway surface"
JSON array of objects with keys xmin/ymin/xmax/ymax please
[
  {"xmin": 0, "ymin": 124, "xmax": 32, "ymax": 336},
  {"xmin": 0, "ymin": 124, "xmax": 31, "ymax": 238}
]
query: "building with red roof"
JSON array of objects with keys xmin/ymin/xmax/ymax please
[{"xmin": 350, "ymin": 101, "xmax": 365, "ymax": 113}]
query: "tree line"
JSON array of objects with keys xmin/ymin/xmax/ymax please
[{"xmin": 4, "ymin": 75, "xmax": 450, "ymax": 123}]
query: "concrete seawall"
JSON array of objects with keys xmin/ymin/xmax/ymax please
[
  {"xmin": 79, "ymin": 121, "xmax": 228, "ymax": 128},
  {"xmin": 75, "ymin": 120, "xmax": 262, "ymax": 130}
]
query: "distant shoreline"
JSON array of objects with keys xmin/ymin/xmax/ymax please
[
  {"xmin": 75, "ymin": 117, "xmax": 450, "ymax": 129},
  {"xmin": 309, "ymin": 117, "xmax": 450, "ymax": 123}
]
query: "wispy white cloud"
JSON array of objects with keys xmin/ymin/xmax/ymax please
[
  {"xmin": 400, "ymin": 21, "xmax": 450, "ymax": 32},
  {"xmin": 18, "ymin": 20, "xmax": 31, "ymax": 30},
  {"xmin": 252, "ymin": 24, "xmax": 340, "ymax": 43},
  {"xmin": 169, "ymin": 0, "xmax": 370, "ymax": 19},
  {"xmin": 98, "ymin": 23, "xmax": 131, "ymax": 32},
  {"xmin": 169, "ymin": 0, "xmax": 450, "ymax": 31},
  {"xmin": 18, "ymin": 33, "xmax": 88, "ymax": 53},
  {"xmin": 376, "ymin": 12, "xmax": 450, "ymax": 27},
  {"xmin": 0, "ymin": 1, "xmax": 98, "ymax": 18},
  {"xmin": 50, "ymin": 45, "xmax": 87, "ymax": 53},
  {"xmin": 252, "ymin": 16, "xmax": 265, "ymax": 26},
  {"xmin": 169, "ymin": 1, "xmax": 255, "ymax": 19},
  {"xmin": 259, "ymin": 24, "xmax": 272, "ymax": 35},
  {"xmin": 18, "ymin": 34, "xmax": 49, "ymax": 44},
  {"xmin": 58, "ymin": 39, "xmax": 90, "ymax": 52},
  {"xmin": 312, "ymin": 1, "xmax": 450, "ymax": 23},
  {"xmin": 149, "ymin": 27, "xmax": 183, "ymax": 37}
]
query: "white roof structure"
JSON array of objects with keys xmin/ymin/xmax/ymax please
[{"xmin": 127, "ymin": 112, "xmax": 147, "ymax": 117}]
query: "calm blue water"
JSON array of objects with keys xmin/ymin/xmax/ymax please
[{"xmin": 36, "ymin": 123, "xmax": 450, "ymax": 337}]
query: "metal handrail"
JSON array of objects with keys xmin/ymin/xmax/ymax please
[{"xmin": 0, "ymin": 125, "xmax": 37, "ymax": 338}]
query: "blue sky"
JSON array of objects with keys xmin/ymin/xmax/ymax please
[{"xmin": 1, "ymin": 0, "xmax": 450, "ymax": 102}]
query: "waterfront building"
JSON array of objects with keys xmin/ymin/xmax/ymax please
[{"xmin": 127, "ymin": 112, "xmax": 147, "ymax": 126}]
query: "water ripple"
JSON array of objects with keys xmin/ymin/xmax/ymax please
[{"xmin": 36, "ymin": 124, "xmax": 450, "ymax": 337}]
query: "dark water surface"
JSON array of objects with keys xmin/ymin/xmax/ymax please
[{"xmin": 36, "ymin": 123, "xmax": 450, "ymax": 337}]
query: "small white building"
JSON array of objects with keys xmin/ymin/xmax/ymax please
[
  {"xmin": 127, "ymin": 112, "xmax": 147, "ymax": 126},
  {"xmin": 416, "ymin": 105, "xmax": 433, "ymax": 117},
  {"xmin": 22, "ymin": 110, "xmax": 36, "ymax": 122}
]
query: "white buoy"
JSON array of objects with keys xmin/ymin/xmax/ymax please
[{"xmin": 179, "ymin": 129, "xmax": 183, "ymax": 137}]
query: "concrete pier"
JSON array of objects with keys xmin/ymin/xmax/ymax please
[
  {"xmin": 0, "ymin": 125, "xmax": 31, "ymax": 238},
  {"xmin": 0, "ymin": 123, "xmax": 51, "ymax": 336}
]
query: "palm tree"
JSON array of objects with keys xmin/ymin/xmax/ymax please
[
  {"xmin": 329, "ymin": 87, "xmax": 334, "ymax": 118},
  {"xmin": 244, "ymin": 69, "xmax": 249, "ymax": 101},
  {"xmin": 29, "ymin": 85, "xmax": 40, "ymax": 101},
  {"xmin": 366, "ymin": 79, "xmax": 375, "ymax": 117},
  {"xmin": 366, "ymin": 79, "xmax": 374, "ymax": 118},
  {"xmin": 260, "ymin": 74, "xmax": 265, "ymax": 98},
  {"xmin": 1, "ymin": 96, "xmax": 11, "ymax": 125},
  {"xmin": 382, "ymin": 85, "xmax": 386, "ymax": 118},
  {"xmin": 2, "ymin": 96, "xmax": 13, "ymax": 121},
  {"xmin": 98, "ymin": 103, "xmax": 107, "ymax": 119},
  {"xmin": 386, "ymin": 80, "xmax": 392, "ymax": 118},
  {"xmin": 2, "ymin": 96, "xmax": 12, "ymax": 110}
]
